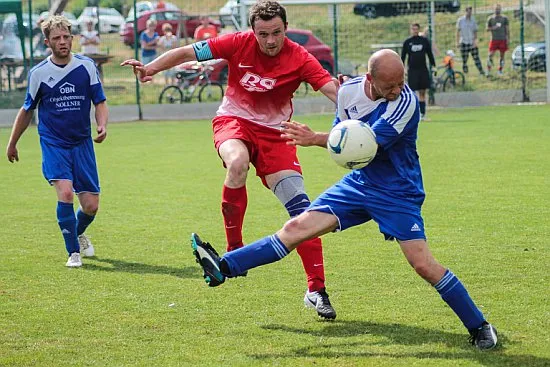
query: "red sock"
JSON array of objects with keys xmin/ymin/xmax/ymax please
[
  {"xmin": 296, "ymin": 237, "xmax": 326, "ymax": 292},
  {"xmin": 221, "ymin": 185, "xmax": 247, "ymax": 252}
]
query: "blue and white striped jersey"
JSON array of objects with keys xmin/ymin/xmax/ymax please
[
  {"xmin": 23, "ymin": 54, "xmax": 106, "ymax": 148},
  {"xmin": 334, "ymin": 76, "xmax": 424, "ymax": 204}
]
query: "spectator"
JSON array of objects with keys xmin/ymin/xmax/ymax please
[
  {"xmin": 140, "ymin": 19, "xmax": 159, "ymax": 65},
  {"xmin": 194, "ymin": 16, "xmax": 218, "ymax": 42},
  {"xmin": 456, "ymin": 6, "xmax": 484, "ymax": 76},
  {"xmin": 33, "ymin": 18, "xmax": 52, "ymax": 57},
  {"xmin": 401, "ymin": 23, "xmax": 435, "ymax": 121},
  {"xmin": 158, "ymin": 23, "xmax": 178, "ymax": 84},
  {"xmin": 486, "ymin": 4, "xmax": 509, "ymax": 76},
  {"xmin": 156, "ymin": 0, "xmax": 166, "ymax": 9},
  {"xmin": 80, "ymin": 20, "xmax": 101, "ymax": 55}
]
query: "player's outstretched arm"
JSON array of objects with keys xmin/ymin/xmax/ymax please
[
  {"xmin": 94, "ymin": 101, "xmax": 108, "ymax": 143},
  {"xmin": 281, "ymin": 121, "xmax": 328, "ymax": 148},
  {"xmin": 318, "ymin": 78, "xmax": 339, "ymax": 103},
  {"xmin": 6, "ymin": 108, "xmax": 33, "ymax": 163},
  {"xmin": 120, "ymin": 45, "xmax": 198, "ymax": 83}
]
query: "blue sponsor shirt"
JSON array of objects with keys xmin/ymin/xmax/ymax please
[
  {"xmin": 23, "ymin": 54, "xmax": 106, "ymax": 148},
  {"xmin": 334, "ymin": 76, "xmax": 424, "ymax": 205}
]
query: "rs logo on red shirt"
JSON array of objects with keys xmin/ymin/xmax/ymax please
[{"xmin": 239, "ymin": 72, "xmax": 276, "ymax": 92}]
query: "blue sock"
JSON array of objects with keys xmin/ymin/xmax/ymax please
[
  {"xmin": 76, "ymin": 207, "xmax": 95, "ymax": 236},
  {"xmin": 57, "ymin": 202, "xmax": 78, "ymax": 255},
  {"xmin": 221, "ymin": 234, "xmax": 290, "ymax": 277},
  {"xmin": 434, "ymin": 269, "xmax": 486, "ymax": 330}
]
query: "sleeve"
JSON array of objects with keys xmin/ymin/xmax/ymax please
[
  {"xmin": 206, "ymin": 32, "xmax": 240, "ymax": 61},
  {"xmin": 426, "ymin": 38, "xmax": 436, "ymax": 67},
  {"xmin": 88, "ymin": 62, "xmax": 106, "ymax": 105},
  {"xmin": 401, "ymin": 40, "xmax": 408, "ymax": 63},
  {"xmin": 456, "ymin": 18, "xmax": 461, "ymax": 30},
  {"xmin": 300, "ymin": 51, "xmax": 333, "ymax": 91},
  {"xmin": 139, "ymin": 32, "xmax": 146, "ymax": 43},
  {"xmin": 22, "ymin": 69, "xmax": 41, "ymax": 111},
  {"xmin": 369, "ymin": 86, "xmax": 417, "ymax": 150},
  {"xmin": 333, "ymin": 86, "xmax": 350, "ymax": 127}
]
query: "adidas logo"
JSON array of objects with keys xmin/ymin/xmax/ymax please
[
  {"xmin": 48, "ymin": 76, "xmax": 55, "ymax": 83},
  {"xmin": 349, "ymin": 105, "xmax": 358, "ymax": 114},
  {"xmin": 61, "ymin": 229, "xmax": 71, "ymax": 234},
  {"xmin": 411, "ymin": 223, "xmax": 421, "ymax": 232}
]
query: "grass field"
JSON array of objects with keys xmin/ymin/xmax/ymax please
[{"xmin": 1, "ymin": 104, "xmax": 549, "ymax": 366}]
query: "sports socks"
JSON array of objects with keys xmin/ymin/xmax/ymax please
[
  {"xmin": 434, "ymin": 269, "xmax": 486, "ymax": 330},
  {"xmin": 220, "ymin": 234, "xmax": 289, "ymax": 277},
  {"xmin": 57, "ymin": 201, "xmax": 78, "ymax": 254},
  {"xmin": 296, "ymin": 237, "xmax": 326, "ymax": 291},
  {"xmin": 76, "ymin": 207, "xmax": 95, "ymax": 236},
  {"xmin": 419, "ymin": 101, "xmax": 426, "ymax": 116},
  {"xmin": 221, "ymin": 185, "xmax": 247, "ymax": 252}
]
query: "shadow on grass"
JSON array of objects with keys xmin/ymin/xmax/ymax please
[
  {"xmin": 255, "ymin": 321, "xmax": 549, "ymax": 366},
  {"xmin": 82, "ymin": 257, "xmax": 199, "ymax": 279}
]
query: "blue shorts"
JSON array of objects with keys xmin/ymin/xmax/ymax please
[
  {"xmin": 40, "ymin": 138, "xmax": 100, "ymax": 194},
  {"xmin": 308, "ymin": 174, "xmax": 426, "ymax": 241}
]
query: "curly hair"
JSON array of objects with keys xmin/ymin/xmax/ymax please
[
  {"xmin": 248, "ymin": 0, "xmax": 287, "ymax": 30},
  {"xmin": 40, "ymin": 15, "xmax": 72, "ymax": 39}
]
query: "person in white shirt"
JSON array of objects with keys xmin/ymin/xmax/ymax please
[
  {"xmin": 456, "ymin": 6, "xmax": 485, "ymax": 75},
  {"xmin": 80, "ymin": 21, "xmax": 100, "ymax": 55}
]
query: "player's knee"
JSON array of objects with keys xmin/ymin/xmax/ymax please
[
  {"xmin": 81, "ymin": 201, "xmax": 99, "ymax": 215},
  {"xmin": 411, "ymin": 258, "xmax": 439, "ymax": 281},
  {"xmin": 225, "ymin": 155, "xmax": 249, "ymax": 180},
  {"xmin": 272, "ymin": 175, "xmax": 310, "ymax": 217},
  {"xmin": 57, "ymin": 190, "xmax": 74, "ymax": 203}
]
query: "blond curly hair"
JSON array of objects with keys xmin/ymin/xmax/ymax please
[{"xmin": 41, "ymin": 15, "xmax": 72, "ymax": 39}]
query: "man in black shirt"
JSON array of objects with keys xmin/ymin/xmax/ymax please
[{"xmin": 401, "ymin": 23, "xmax": 436, "ymax": 121}]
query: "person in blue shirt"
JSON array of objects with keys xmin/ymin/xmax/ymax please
[
  {"xmin": 6, "ymin": 15, "xmax": 108, "ymax": 268},
  {"xmin": 191, "ymin": 49, "xmax": 498, "ymax": 350},
  {"xmin": 140, "ymin": 19, "xmax": 159, "ymax": 65}
]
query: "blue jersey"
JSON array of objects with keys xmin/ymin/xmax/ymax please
[
  {"xmin": 23, "ymin": 54, "xmax": 106, "ymax": 148},
  {"xmin": 334, "ymin": 76, "xmax": 424, "ymax": 205}
]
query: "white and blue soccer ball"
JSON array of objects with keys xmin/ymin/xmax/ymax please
[{"xmin": 327, "ymin": 119, "xmax": 378, "ymax": 170}]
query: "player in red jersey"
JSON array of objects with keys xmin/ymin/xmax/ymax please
[{"xmin": 122, "ymin": 1, "xmax": 339, "ymax": 319}]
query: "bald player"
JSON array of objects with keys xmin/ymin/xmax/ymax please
[{"xmin": 192, "ymin": 50, "xmax": 498, "ymax": 350}]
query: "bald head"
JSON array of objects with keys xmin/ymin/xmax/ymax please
[
  {"xmin": 368, "ymin": 49, "xmax": 404, "ymax": 79},
  {"xmin": 366, "ymin": 49, "xmax": 405, "ymax": 101}
]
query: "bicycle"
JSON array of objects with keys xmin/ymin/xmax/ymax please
[
  {"xmin": 431, "ymin": 63, "xmax": 466, "ymax": 93},
  {"xmin": 158, "ymin": 61, "xmax": 224, "ymax": 104}
]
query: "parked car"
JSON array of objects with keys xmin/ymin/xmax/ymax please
[
  {"xmin": 77, "ymin": 7, "xmax": 125, "ymax": 34},
  {"xmin": 39, "ymin": 11, "xmax": 80, "ymax": 34},
  {"xmin": 125, "ymin": 1, "xmax": 179, "ymax": 22},
  {"xmin": 180, "ymin": 28, "xmax": 336, "ymax": 85},
  {"xmin": 2, "ymin": 13, "xmax": 41, "ymax": 37},
  {"xmin": 512, "ymin": 42, "xmax": 546, "ymax": 72},
  {"xmin": 353, "ymin": 1, "xmax": 460, "ymax": 19},
  {"xmin": 120, "ymin": 9, "xmax": 221, "ymax": 47}
]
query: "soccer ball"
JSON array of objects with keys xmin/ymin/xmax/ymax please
[{"xmin": 327, "ymin": 119, "xmax": 377, "ymax": 169}]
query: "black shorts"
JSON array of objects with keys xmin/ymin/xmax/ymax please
[{"xmin": 407, "ymin": 68, "xmax": 431, "ymax": 91}]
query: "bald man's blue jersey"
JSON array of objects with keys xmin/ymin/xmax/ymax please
[
  {"xmin": 23, "ymin": 54, "xmax": 106, "ymax": 148},
  {"xmin": 334, "ymin": 76, "xmax": 424, "ymax": 204}
]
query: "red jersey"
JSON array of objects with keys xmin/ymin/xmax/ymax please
[{"xmin": 207, "ymin": 31, "xmax": 332, "ymax": 128}]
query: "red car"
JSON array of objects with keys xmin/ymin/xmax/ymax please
[
  {"xmin": 120, "ymin": 9, "xmax": 221, "ymax": 47},
  {"xmin": 181, "ymin": 28, "xmax": 336, "ymax": 84}
]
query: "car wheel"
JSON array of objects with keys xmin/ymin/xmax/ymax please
[{"xmin": 362, "ymin": 5, "xmax": 377, "ymax": 19}]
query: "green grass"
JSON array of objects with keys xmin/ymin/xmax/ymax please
[{"xmin": 1, "ymin": 105, "xmax": 550, "ymax": 366}]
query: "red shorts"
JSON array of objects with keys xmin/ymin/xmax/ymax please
[
  {"xmin": 212, "ymin": 116, "xmax": 302, "ymax": 184},
  {"xmin": 489, "ymin": 40, "xmax": 508, "ymax": 53}
]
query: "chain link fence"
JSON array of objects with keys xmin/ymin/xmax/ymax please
[{"xmin": 0, "ymin": 0, "xmax": 547, "ymax": 113}]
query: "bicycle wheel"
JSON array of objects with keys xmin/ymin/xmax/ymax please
[
  {"xmin": 442, "ymin": 71, "xmax": 466, "ymax": 92},
  {"xmin": 159, "ymin": 85, "xmax": 184, "ymax": 104},
  {"xmin": 198, "ymin": 82, "xmax": 224, "ymax": 102}
]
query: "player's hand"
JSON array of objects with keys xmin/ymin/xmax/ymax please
[
  {"xmin": 94, "ymin": 125, "xmax": 107, "ymax": 143},
  {"xmin": 337, "ymin": 73, "xmax": 350, "ymax": 85},
  {"xmin": 120, "ymin": 59, "xmax": 153, "ymax": 82},
  {"xmin": 281, "ymin": 121, "xmax": 318, "ymax": 147},
  {"xmin": 6, "ymin": 145, "xmax": 19, "ymax": 163}
]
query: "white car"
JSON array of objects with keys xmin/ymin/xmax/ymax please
[
  {"xmin": 77, "ymin": 7, "xmax": 125, "ymax": 34},
  {"xmin": 219, "ymin": 0, "xmax": 239, "ymax": 28}
]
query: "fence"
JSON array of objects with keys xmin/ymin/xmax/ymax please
[{"xmin": 0, "ymin": 0, "xmax": 547, "ymax": 114}]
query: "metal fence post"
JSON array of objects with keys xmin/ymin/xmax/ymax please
[
  {"xmin": 133, "ymin": 0, "xmax": 143, "ymax": 120},
  {"xmin": 519, "ymin": 0, "xmax": 529, "ymax": 102}
]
